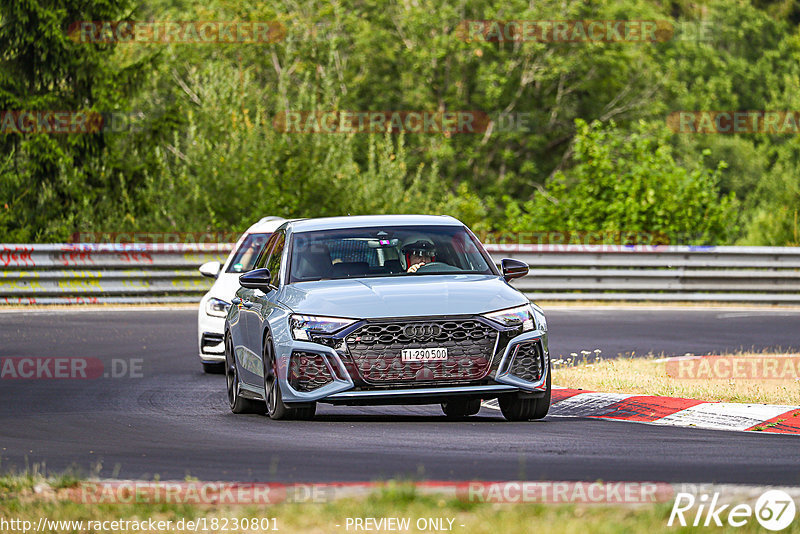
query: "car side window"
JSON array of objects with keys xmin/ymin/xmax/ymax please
[
  {"xmin": 266, "ymin": 232, "xmax": 286, "ymax": 287},
  {"xmin": 254, "ymin": 233, "xmax": 279, "ymax": 271}
]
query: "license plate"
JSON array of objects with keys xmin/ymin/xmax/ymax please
[{"xmin": 401, "ymin": 348, "xmax": 448, "ymax": 362}]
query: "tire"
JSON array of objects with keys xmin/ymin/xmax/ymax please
[
  {"xmin": 202, "ymin": 362, "xmax": 225, "ymax": 374},
  {"xmin": 224, "ymin": 332, "xmax": 264, "ymax": 414},
  {"xmin": 441, "ymin": 398, "xmax": 481, "ymax": 418},
  {"xmin": 263, "ymin": 332, "xmax": 316, "ymax": 421},
  {"xmin": 499, "ymin": 362, "xmax": 551, "ymax": 422}
]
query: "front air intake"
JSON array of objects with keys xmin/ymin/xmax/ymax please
[
  {"xmin": 288, "ymin": 351, "xmax": 334, "ymax": 392},
  {"xmin": 507, "ymin": 342, "xmax": 544, "ymax": 382}
]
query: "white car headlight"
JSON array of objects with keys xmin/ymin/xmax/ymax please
[
  {"xmin": 205, "ymin": 298, "xmax": 230, "ymax": 318},
  {"xmin": 290, "ymin": 314, "xmax": 357, "ymax": 340},
  {"xmin": 483, "ymin": 304, "xmax": 546, "ymax": 332}
]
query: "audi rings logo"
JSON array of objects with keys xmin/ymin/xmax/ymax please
[{"xmin": 403, "ymin": 324, "xmax": 442, "ymax": 341}]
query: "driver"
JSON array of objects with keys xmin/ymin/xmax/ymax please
[{"xmin": 402, "ymin": 240, "xmax": 437, "ymax": 273}]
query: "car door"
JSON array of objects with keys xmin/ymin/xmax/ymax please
[
  {"xmin": 247, "ymin": 230, "xmax": 287, "ymax": 372},
  {"xmin": 233, "ymin": 233, "xmax": 278, "ymax": 385}
]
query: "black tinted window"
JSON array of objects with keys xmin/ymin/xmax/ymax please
[
  {"xmin": 254, "ymin": 232, "xmax": 279, "ymax": 270},
  {"xmin": 226, "ymin": 233, "xmax": 271, "ymax": 273},
  {"xmin": 288, "ymin": 225, "xmax": 493, "ymax": 283},
  {"xmin": 266, "ymin": 233, "xmax": 285, "ymax": 286}
]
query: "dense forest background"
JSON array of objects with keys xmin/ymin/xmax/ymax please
[{"xmin": 1, "ymin": 0, "xmax": 799, "ymax": 245}]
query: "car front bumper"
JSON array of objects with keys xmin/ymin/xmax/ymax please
[
  {"xmin": 275, "ymin": 329, "xmax": 549, "ymax": 405},
  {"xmin": 197, "ymin": 313, "xmax": 226, "ymax": 363}
]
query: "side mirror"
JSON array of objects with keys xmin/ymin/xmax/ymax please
[
  {"xmin": 501, "ymin": 258, "xmax": 529, "ymax": 281},
  {"xmin": 239, "ymin": 268, "xmax": 274, "ymax": 291},
  {"xmin": 199, "ymin": 261, "xmax": 222, "ymax": 279}
]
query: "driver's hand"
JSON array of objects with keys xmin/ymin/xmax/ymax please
[{"xmin": 407, "ymin": 262, "xmax": 425, "ymax": 273}]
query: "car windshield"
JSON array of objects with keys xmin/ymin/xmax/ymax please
[
  {"xmin": 288, "ymin": 225, "xmax": 494, "ymax": 283},
  {"xmin": 226, "ymin": 233, "xmax": 271, "ymax": 273}
]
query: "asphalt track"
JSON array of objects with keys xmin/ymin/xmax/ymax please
[{"xmin": 1, "ymin": 308, "xmax": 799, "ymax": 485}]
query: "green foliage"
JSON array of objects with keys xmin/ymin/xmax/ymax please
[
  {"xmin": 740, "ymin": 139, "xmax": 800, "ymax": 245},
  {"xmin": 506, "ymin": 120, "xmax": 738, "ymax": 244},
  {"xmin": 1, "ymin": 0, "xmax": 798, "ymax": 244},
  {"xmin": 0, "ymin": 0, "xmax": 154, "ymax": 241}
]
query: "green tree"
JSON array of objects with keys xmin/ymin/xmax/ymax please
[
  {"xmin": 505, "ymin": 120, "xmax": 738, "ymax": 245},
  {"xmin": 0, "ymin": 0, "xmax": 152, "ymax": 241}
]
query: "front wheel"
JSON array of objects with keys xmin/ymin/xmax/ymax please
[
  {"xmin": 224, "ymin": 333, "xmax": 264, "ymax": 414},
  {"xmin": 263, "ymin": 333, "xmax": 316, "ymax": 421},
  {"xmin": 499, "ymin": 362, "xmax": 551, "ymax": 422}
]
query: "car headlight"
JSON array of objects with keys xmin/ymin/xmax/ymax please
[
  {"xmin": 290, "ymin": 314, "xmax": 357, "ymax": 341},
  {"xmin": 531, "ymin": 305, "xmax": 547, "ymax": 332},
  {"xmin": 483, "ymin": 304, "xmax": 546, "ymax": 332},
  {"xmin": 205, "ymin": 298, "xmax": 230, "ymax": 318}
]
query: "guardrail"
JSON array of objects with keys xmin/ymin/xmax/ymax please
[
  {"xmin": 0, "ymin": 244, "xmax": 230, "ymax": 305},
  {"xmin": 1, "ymin": 243, "xmax": 799, "ymax": 304},
  {"xmin": 494, "ymin": 244, "xmax": 800, "ymax": 303}
]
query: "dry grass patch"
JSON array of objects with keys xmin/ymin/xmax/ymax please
[{"xmin": 554, "ymin": 353, "xmax": 800, "ymax": 405}]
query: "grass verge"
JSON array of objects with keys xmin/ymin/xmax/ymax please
[
  {"xmin": 2, "ymin": 475, "xmax": 796, "ymax": 534},
  {"xmin": 554, "ymin": 353, "xmax": 800, "ymax": 404}
]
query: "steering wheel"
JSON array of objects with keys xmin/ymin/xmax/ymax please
[{"xmin": 415, "ymin": 262, "xmax": 458, "ymax": 273}]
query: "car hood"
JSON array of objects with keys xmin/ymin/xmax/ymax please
[{"xmin": 278, "ymin": 275, "xmax": 529, "ymax": 318}]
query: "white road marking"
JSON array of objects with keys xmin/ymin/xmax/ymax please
[
  {"xmin": 654, "ymin": 403, "xmax": 796, "ymax": 431},
  {"xmin": 548, "ymin": 392, "xmax": 634, "ymax": 417}
]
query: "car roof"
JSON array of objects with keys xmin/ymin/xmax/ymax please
[
  {"xmin": 287, "ymin": 215, "xmax": 462, "ymax": 233},
  {"xmin": 243, "ymin": 216, "xmax": 287, "ymax": 235}
]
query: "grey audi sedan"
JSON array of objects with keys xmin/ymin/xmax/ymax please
[{"xmin": 224, "ymin": 215, "xmax": 550, "ymax": 421}]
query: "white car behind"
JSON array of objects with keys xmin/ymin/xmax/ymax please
[{"xmin": 196, "ymin": 216, "xmax": 286, "ymax": 373}]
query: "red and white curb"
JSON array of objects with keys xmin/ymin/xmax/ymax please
[{"xmin": 482, "ymin": 388, "xmax": 800, "ymax": 434}]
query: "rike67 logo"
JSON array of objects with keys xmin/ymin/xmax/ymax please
[{"xmin": 669, "ymin": 489, "xmax": 796, "ymax": 530}]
